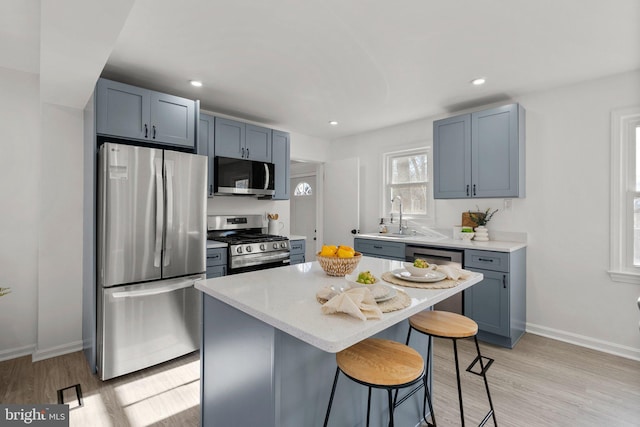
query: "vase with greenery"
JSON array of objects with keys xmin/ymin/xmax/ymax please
[{"xmin": 468, "ymin": 207, "xmax": 498, "ymax": 227}]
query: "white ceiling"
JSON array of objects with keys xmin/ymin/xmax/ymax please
[{"xmin": 5, "ymin": 0, "xmax": 640, "ymax": 140}]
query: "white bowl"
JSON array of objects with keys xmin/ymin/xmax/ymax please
[
  {"xmin": 345, "ymin": 272, "xmax": 379, "ymax": 287},
  {"xmin": 460, "ymin": 232, "xmax": 475, "ymax": 241},
  {"xmin": 403, "ymin": 261, "xmax": 436, "ymax": 277}
]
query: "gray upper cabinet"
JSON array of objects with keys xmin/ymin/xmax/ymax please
[
  {"xmin": 214, "ymin": 118, "xmax": 272, "ymax": 162},
  {"xmin": 214, "ymin": 117, "xmax": 245, "ymax": 159},
  {"xmin": 434, "ymin": 103, "xmax": 525, "ymax": 199},
  {"xmin": 96, "ymin": 78, "xmax": 195, "ymax": 149},
  {"xmin": 149, "ymin": 91, "xmax": 196, "ymax": 148},
  {"xmin": 272, "ymin": 130, "xmax": 290, "ymax": 200},
  {"xmin": 198, "ymin": 113, "xmax": 215, "ymax": 197},
  {"xmin": 246, "ymin": 124, "xmax": 272, "ymax": 162}
]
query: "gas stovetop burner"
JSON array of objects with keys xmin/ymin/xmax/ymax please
[{"xmin": 213, "ymin": 233, "xmax": 288, "ymax": 245}]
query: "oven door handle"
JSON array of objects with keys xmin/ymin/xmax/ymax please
[{"xmin": 249, "ymin": 251, "xmax": 289, "ymax": 262}]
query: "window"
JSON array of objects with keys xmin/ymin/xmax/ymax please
[
  {"xmin": 294, "ymin": 182, "xmax": 312, "ymax": 196},
  {"xmin": 610, "ymin": 107, "xmax": 640, "ymax": 284},
  {"xmin": 383, "ymin": 147, "xmax": 433, "ymax": 222}
]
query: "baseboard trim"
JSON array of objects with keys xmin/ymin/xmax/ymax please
[
  {"xmin": 32, "ymin": 340, "xmax": 83, "ymax": 362},
  {"xmin": 0, "ymin": 344, "xmax": 36, "ymax": 362},
  {"xmin": 526, "ymin": 323, "xmax": 640, "ymax": 362}
]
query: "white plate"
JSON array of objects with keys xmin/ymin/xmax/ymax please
[
  {"xmin": 374, "ymin": 284, "xmax": 397, "ymax": 302},
  {"xmin": 392, "ymin": 268, "xmax": 447, "ymax": 283}
]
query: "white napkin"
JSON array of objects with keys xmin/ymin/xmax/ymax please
[
  {"xmin": 317, "ymin": 287, "xmax": 383, "ymax": 321},
  {"xmin": 435, "ymin": 265, "xmax": 472, "ymax": 281}
]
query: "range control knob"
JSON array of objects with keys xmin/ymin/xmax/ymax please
[
  {"xmin": 273, "ymin": 243, "xmax": 279, "ymax": 249},
  {"xmin": 260, "ymin": 244, "xmax": 266, "ymax": 251},
  {"xmin": 280, "ymin": 242, "xmax": 287, "ymax": 248},
  {"xmin": 236, "ymin": 246, "xmax": 243, "ymax": 254},
  {"xmin": 246, "ymin": 246, "xmax": 252, "ymax": 253}
]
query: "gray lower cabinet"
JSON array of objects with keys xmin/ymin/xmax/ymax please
[
  {"xmin": 463, "ymin": 248, "xmax": 526, "ymax": 348},
  {"xmin": 206, "ymin": 247, "xmax": 227, "ymax": 278},
  {"xmin": 433, "ymin": 103, "xmax": 525, "ymax": 199},
  {"xmin": 272, "ymin": 130, "xmax": 290, "ymax": 200},
  {"xmin": 353, "ymin": 238, "xmax": 405, "ymax": 261},
  {"xmin": 214, "ymin": 117, "xmax": 272, "ymax": 162},
  {"xmin": 96, "ymin": 78, "xmax": 195, "ymax": 149},
  {"xmin": 197, "ymin": 113, "xmax": 215, "ymax": 197},
  {"xmin": 289, "ymin": 239, "xmax": 305, "ymax": 265}
]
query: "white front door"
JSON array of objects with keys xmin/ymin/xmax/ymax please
[
  {"xmin": 323, "ymin": 157, "xmax": 360, "ymax": 248},
  {"xmin": 290, "ymin": 175, "xmax": 317, "ymax": 260}
]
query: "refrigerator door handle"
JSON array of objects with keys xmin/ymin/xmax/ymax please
[
  {"xmin": 164, "ymin": 160, "xmax": 175, "ymax": 267},
  {"xmin": 111, "ymin": 280, "xmax": 194, "ymax": 299},
  {"xmin": 263, "ymin": 163, "xmax": 270, "ymax": 190},
  {"xmin": 154, "ymin": 157, "xmax": 164, "ymax": 267}
]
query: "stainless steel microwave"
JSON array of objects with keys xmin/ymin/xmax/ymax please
[{"xmin": 214, "ymin": 156, "xmax": 275, "ymax": 196}]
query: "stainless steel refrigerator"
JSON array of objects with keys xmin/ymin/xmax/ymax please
[{"xmin": 97, "ymin": 142, "xmax": 207, "ymax": 380}]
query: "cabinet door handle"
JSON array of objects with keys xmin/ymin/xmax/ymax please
[
  {"xmin": 152, "ymin": 125, "xmax": 156, "ymax": 139},
  {"xmin": 209, "ymin": 184, "xmax": 213, "ymax": 196},
  {"xmin": 473, "ymin": 184, "xmax": 476, "ymax": 196},
  {"xmin": 373, "ymin": 245, "xmax": 383, "ymax": 249},
  {"xmin": 466, "ymin": 185, "xmax": 470, "ymax": 196},
  {"xmin": 503, "ymin": 275, "xmax": 507, "ymax": 288},
  {"xmin": 246, "ymin": 148, "xmax": 250, "ymax": 158},
  {"xmin": 144, "ymin": 124, "xmax": 148, "ymax": 138},
  {"xmin": 478, "ymin": 258, "xmax": 494, "ymax": 262},
  {"xmin": 242, "ymin": 147, "xmax": 245, "ymax": 158}
]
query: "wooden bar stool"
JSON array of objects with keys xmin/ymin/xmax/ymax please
[
  {"xmin": 323, "ymin": 338, "xmax": 426, "ymax": 427},
  {"xmin": 407, "ymin": 310, "xmax": 497, "ymax": 427}
]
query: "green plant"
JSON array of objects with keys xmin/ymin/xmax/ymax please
[
  {"xmin": 0, "ymin": 287, "xmax": 11, "ymax": 297},
  {"xmin": 468, "ymin": 207, "xmax": 498, "ymax": 227}
]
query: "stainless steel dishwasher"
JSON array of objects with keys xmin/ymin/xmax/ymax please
[{"xmin": 405, "ymin": 246, "xmax": 465, "ymax": 314}]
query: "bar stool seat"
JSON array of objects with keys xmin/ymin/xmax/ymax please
[
  {"xmin": 324, "ymin": 338, "xmax": 426, "ymax": 427},
  {"xmin": 409, "ymin": 310, "xmax": 478, "ymax": 338},
  {"xmin": 407, "ymin": 310, "xmax": 497, "ymax": 427}
]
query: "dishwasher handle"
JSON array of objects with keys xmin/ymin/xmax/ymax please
[{"xmin": 405, "ymin": 246, "xmax": 464, "ymax": 265}]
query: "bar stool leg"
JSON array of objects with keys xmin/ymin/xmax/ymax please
[
  {"xmin": 387, "ymin": 389, "xmax": 395, "ymax": 427},
  {"xmin": 323, "ymin": 368, "xmax": 340, "ymax": 427},
  {"xmin": 366, "ymin": 387, "xmax": 372, "ymax": 427},
  {"xmin": 452, "ymin": 339, "xmax": 466, "ymax": 427},
  {"xmin": 473, "ymin": 336, "xmax": 497, "ymax": 426},
  {"xmin": 423, "ymin": 335, "xmax": 436, "ymax": 426}
]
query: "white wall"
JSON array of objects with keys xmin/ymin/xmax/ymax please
[
  {"xmin": 329, "ymin": 70, "xmax": 640, "ymax": 360},
  {"xmin": 35, "ymin": 103, "xmax": 84, "ymax": 360},
  {"xmin": 0, "ymin": 67, "xmax": 40, "ymax": 360}
]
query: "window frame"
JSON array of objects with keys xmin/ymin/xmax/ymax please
[
  {"xmin": 382, "ymin": 146, "xmax": 434, "ymax": 224},
  {"xmin": 609, "ymin": 106, "xmax": 640, "ymax": 284}
]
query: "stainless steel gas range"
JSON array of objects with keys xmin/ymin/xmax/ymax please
[{"xmin": 207, "ymin": 215, "xmax": 290, "ymax": 274}]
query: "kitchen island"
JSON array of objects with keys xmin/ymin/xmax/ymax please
[{"xmin": 195, "ymin": 256, "xmax": 482, "ymax": 427}]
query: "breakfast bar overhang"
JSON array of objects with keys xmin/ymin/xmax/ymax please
[{"xmin": 195, "ymin": 257, "xmax": 483, "ymax": 427}]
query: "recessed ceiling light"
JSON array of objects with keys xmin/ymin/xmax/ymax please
[
  {"xmin": 329, "ymin": 121, "xmax": 338, "ymax": 126},
  {"xmin": 190, "ymin": 80, "xmax": 203, "ymax": 87},
  {"xmin": 471, "ymin": 78, "xmax": 486, "ymax": 86}
]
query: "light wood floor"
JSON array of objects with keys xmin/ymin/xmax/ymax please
[{"xmin": 1, "ymin": 333, "xmax": 638, "ymax": 426}]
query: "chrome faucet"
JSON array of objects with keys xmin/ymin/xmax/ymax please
[{"xmin": 391, "ymin": 196, "xmax": 403, "ymax": 234}]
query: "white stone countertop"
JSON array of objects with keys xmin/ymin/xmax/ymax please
[
  {"xmin": 288, "ymin": 235, "xmax": 307, "ymax": 241},
  {"xmin": 206, "ymin": 240, "xmax": 228, "ymax": 249},
  {"xmin": 356, "ymin": 233, "xmax": 526, "ymax": 252},
  {"xmin": 195, "ymin": 256, "xmax": 483, "ymax": 353}
]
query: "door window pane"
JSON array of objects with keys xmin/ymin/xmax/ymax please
[{"xmin": 294, "ymin": 182, "xmax": 312, "ymax": 196}]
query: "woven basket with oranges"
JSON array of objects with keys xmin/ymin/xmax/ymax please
[{"xmin": 316, "ymin": 245, "xmax": 362, "ymax": 276}]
